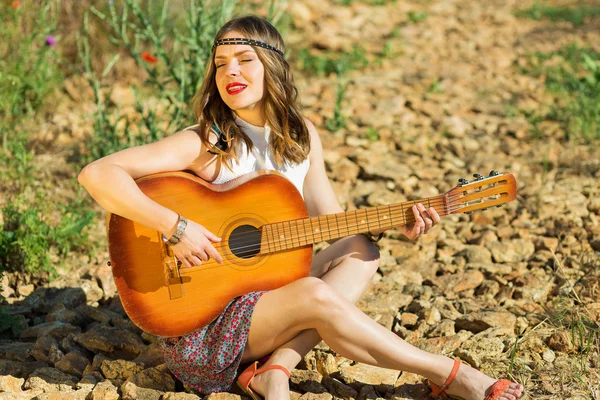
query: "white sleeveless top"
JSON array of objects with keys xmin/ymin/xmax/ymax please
[{"xmin": 211, "ymin": 115, "xmax": 310, "ymax": 199}]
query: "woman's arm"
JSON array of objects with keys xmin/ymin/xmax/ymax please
[
  {"xmin": 302, "ymin": 118, "xmax": 345, "ymax": 218},
  {"xmin": 301, "ymin": 118, "xmax": 439, "ymax": 241},
  {"xmin": 78, "ymin": 129, "xmax": 205, "ymax": 238}
]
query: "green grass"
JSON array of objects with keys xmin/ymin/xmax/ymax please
[
  {"xmin": 515, "ymin": 3, "xmax": 600, "ymax": 26},
  {"xmin": 520, "ymin": 44, "xmax": 600, "ymax": 142},
  {"xmin": 295, "ymin": 45, "xmax": 368, "ymax": 76}
]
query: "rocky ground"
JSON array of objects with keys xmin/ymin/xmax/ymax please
[{"xmin": 1, "ymin": 0, "xmax": 600, "ymax": 399}]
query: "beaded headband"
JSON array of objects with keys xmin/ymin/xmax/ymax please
[{"xmin": 212, "ymin": 37, "xmax": 284, "ymax": 57}]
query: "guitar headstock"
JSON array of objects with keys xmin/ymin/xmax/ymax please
[{"xmin": 446, "ymin": 171, "xmax": 517, "ymax": 215}]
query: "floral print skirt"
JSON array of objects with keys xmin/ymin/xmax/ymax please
[{"xmin": 158, "ymin": 291, "xmax": 267, "ymax": 394}]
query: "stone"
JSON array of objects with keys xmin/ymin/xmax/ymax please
[
  {"xmin": 124, "ymin": 364, "xmax": 176, "ymax": 393},
  {"xmin": 534, "ymin": 237, "xmax": 559, "ymax": 252},
  {"xmin": 23, "ymin": 367, "xmax": 78, "ymax": 392},
  {"xmin": 0, "ymin": 341, "xmax": 34, "ymax": 362},
  {"xmin": 290, "ymin": 369, "xmax": 326, "ymax": 393},
  {"xmin": 400, "ymin": 313, "xmax": 419, "ymax": 328},
  {"xmin": 486, "ymin": 240, "xmax": 535, "ymax": 263},
  {"xmin": 512, "ymin": 273, "xmax": 554, "ymax": 302},
  {"xmin": 203, "ymin": 394, "xmax": 242, "ymax": 400},
  {"xmin": 100, "ymin": 359, "xmax": 144, "ymax": 380},
  {"xmin": 542, "ymin": 349, "xmax": 556, "ymax": 363},
  {"xmin": 337, "ymin": 363, "xmax": 400, "ymax": 391},
  {"xmin": 322, "ymin": 377, "xmax": 358, "ymax": 399},
  {"xmin": 455, "ymin": 245, "xmax": 492, "ymax": 264},
  {"xmin": 120, "ymin": 381, "xmax": 163, "ymax": 400},
  {"xmin": 440, "ymin": 116, "xmax": 471, "ymax": 137},
  {"xmin": 0, "ymin": 375, "xmax": 25, "ymax": 392},
  {"xmin": 162, "ymin": 392, "xmax": 202, "ymax": 400},
  {"xmin": 73, "ymin": 325, "xmax": 145, "ymax": 359},
  {"xmin": 77, "ymin": 373, "xmax": 102, "ymax": 391},
  {"xmin": 299, "ymin": 393, "xmax": 333, "ymax": 400},
  {"xmin": 454, "ymin": 336, "xmax": 505, "ymax": 368},
  {"xmin": 132, "ymin": 342, "xmax": 165, "ymax": 368},
  {"xmin": 430, "ymin": 270, "xmax": 484, "ymax": 293},
  {"xmin": 20, "ymin": 322, "xmax": 81, "ymax": 340},
  {"xmin": 427, "ymin": 319, "xmax": 455, "ymax": 337},
  {"xmin": 54, "ymin": 352, "xmax": 91, "ymax": 377},
  {"xmin": 0, "ymin": 359, "xmax": 49, "ymax": 379},
  {"xmin": 30, "ymin": 336, "xmax": 64, "ymax": 365},
  {"xmin": 454, "ymin": 311, "xmax": 516, "ymax": 335},
  {"xmin": 45, "ymin": 306, "xmax": 86, "ymax": 327},
  {"xmin": 75, "ymin": 304, "xmax": 123, "ymax": 324},
  {"xmin": 88, "ymin": 380, "xmax": 119, "ymax": 400},
  {"xmin": 24, "ymin": 288, "xmax": 87, "ymax": 314},
  {"xmin": 416, "ymin": 335, "xmax": 465, "ymax": 356}
]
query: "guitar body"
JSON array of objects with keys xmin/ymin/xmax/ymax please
[{"xmin": 107, "ymin": 170, "xmax": 312, "ymax": 337}]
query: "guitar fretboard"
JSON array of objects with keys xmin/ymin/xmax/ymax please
[{"xmin": 261, "ymin": 195, "xmax": 448, "ymax": 253}]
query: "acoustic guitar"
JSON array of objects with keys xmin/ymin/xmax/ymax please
[{"xmin": 107, "ymin": 169, "xmax": 517, "ymax": 337}]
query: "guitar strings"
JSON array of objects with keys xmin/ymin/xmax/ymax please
[
  {"xmin": 168, "ymin": 200, "xmax": 487, "ymax": 269},
  {"xmin": 198, "ymin": 197, "xmax": 467, "ymax": 259},
  {"xmin": 169, "ymin": 198, "xmax": 473, "ymax": 267},
  {"xmin": 162, "ymin": 187, "xmax": 504, "ymax": 266},
  {"xmin": 214, "ymin": 192, "xmax": 469, "ymax": 247},
  {"xmin": 209, "ymin": 191, "xmax": 466, "ymax": 244}
]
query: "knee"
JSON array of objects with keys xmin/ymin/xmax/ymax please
[{"xmin": 298, "ymin": 277, "xmax": 343, "ymax": 313}]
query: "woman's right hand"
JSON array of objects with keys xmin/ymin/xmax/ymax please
[{"xmin": 170, "ymin": 220, "xmax": 223, "ymax": 267}]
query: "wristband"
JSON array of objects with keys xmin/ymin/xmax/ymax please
[{"xmin": 167, "ymin": 215, "xmax": 188, "ymax": 245}]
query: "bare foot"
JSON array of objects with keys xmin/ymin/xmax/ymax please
[
  {"xmin": 248, "ymin": 368, "xmax": 290, "ymax": 400},
  {"xmin": 432, "ymin": 361, "xmax": 524, "ymax": 400}
]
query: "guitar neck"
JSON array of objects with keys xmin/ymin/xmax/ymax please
[{"xmin": 260, "ymin": 194, "xmax": 448, "ymax": 253}]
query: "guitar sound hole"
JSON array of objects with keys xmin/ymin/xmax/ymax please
[{"xmin": 229, "ymin": 225, "xmax": 261, "ymax": 259}]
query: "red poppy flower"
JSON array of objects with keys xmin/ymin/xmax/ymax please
[
  {"xmin": 11, "ymin": 1, "xmax": 20, "ymax": 7},
  {"xmin": 141, "ymin": 52, "xmax": 157, "ymax": 64}
]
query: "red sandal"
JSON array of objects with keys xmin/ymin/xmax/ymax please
[
  {"xmin": 428, "ymin": 359, "xmax": 518, "ymax": 400},
  {"xmin": 428, "ymin": 359, "xmax": 461, "ymax": 398},
  {"xmin": 237, "ymin": 361, "xmax": 290, "ymax": 400}
]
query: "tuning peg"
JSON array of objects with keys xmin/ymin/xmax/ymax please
[
  {"xmin": 458, "ymin": 178, "xmax": 469, "ymax": 186},
  {"xmin": 488, "ymin": 170, "xmax": 500, "ymax": 176},
  {"xmin": 465, "ymin": 211, "xmax": 473, "ymax": 215},
  {"xmin": 473, "ymin": 173, "xmax": 484, "ymax": 180},
  {"xmin": 496, "ymin": 205, "xmax": 503, "ymax": 208}
]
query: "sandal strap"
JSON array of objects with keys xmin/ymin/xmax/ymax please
[
  {"xmin": 430, "ymin": 359, "xmax": 460, "ymax": 397},
  {"xmin": 256, "ymin": 364, "xmax": 291, "ymax": 378}
]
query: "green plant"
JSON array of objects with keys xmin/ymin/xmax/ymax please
[
  {"xmin": 426, "ymin": 78, "xmax": 442, "ymax": 93},
  {"xmin": 0, "ymin": 192, "xmax": 95, "ymax": 280},
  {"xmin": 408, "ymin": 11, "xmax": 427, "ymax": 23},
  {"xmin": 325, "ymin": 80, "xmax": 348, "ymax": 132},
  {"xmin": 296, "ymin": 45, "xmax": 368, "ymax": 76},
  {"xmin": 520, "ymin": 44, "xmax": 600, "ymax": 142},
  {"xmin": 366, "ymin": 127, "xmax": 380, "ymax": 142},
  {"xmin": 77, "ymin": 0, "xmax": 237, "ymax": 163},
  {"xmin": 515, "ymin": 4, "xmax": 600, "ymax": 26},
  {"xmin": 0, "ymin": 1, "xmax": 63, "ymax": 152}
]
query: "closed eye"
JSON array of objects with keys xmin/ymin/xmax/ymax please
[{"xmin": 215, "ymin": 59, "xmax": 253, "ymax": 69}]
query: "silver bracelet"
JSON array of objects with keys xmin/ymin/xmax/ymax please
[{"xmin": 167, "ymin": 215, "xmax": 188, "ymax": 245}]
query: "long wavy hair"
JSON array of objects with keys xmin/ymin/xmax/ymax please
[{"xmin": 191, "ymin": 15, "xmax": 310, "ymax": 168}]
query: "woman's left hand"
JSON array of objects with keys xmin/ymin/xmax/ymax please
[{"xmin": 400, "ymin": 203, "xmax": 441, "ymax": 241}]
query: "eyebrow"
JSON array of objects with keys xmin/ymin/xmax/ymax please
[{"xmin": 214, "ymin": 50, "xmax": 256, "ymax": 60}]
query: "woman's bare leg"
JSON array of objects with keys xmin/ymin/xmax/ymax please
[
  {"xmin": 241, "ymin": 274, "xmax": 524, "ymax": 400},
  {"xmin": 239, "ymin": 235, "xmax": 379, "ymax": 398},
  {"xmin": 242, "ymin": 235, "xmax": 380, "ymax": 363}
]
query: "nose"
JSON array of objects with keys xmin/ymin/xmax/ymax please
[{"xmin": 224, "ymin": 60, "xmax": 241, "ymax": 77}]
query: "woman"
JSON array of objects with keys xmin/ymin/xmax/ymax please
[{"xmin": 79, "ymin": 15, "xmax": 524, "ymax": 400}]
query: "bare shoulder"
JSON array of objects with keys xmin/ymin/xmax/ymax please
[
  {"xmin": 85, "ymin": 124, "xmax": 212, "ymax": 180},
  {"xmin": 302, "ymin": 116, "xmax": 323, "ymax": 157}
]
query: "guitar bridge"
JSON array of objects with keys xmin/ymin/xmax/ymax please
[{"xmin": 161, "ymin": 235, "xmax": 185, "ymax": 300}]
